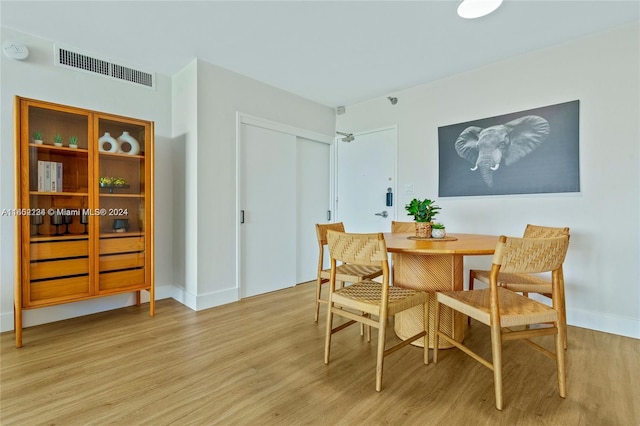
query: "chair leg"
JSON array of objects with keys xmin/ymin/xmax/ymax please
[
  {"xmin": 433, "ymin": 300, "xmax": 440, "ymax": 363},
  {"xmin": 314, "ymin": 277, "xmax": 323, "ymax": 322},
  {"xmin": 467, "ymin": 271, "xmax": 475, "ymax": 325},
  {"xmin": 324, "ymin": 300, "xmax": 334, "ymax": 365},
  {"xmin": 559, "ymin": 287, "xmax": 568, "ymax": 350},
  {"xmin": 375, "ymin": 316, "xmax": 387, "ymax": 392},
  {"xmin": 423, "ymin": 299, "xmax": 429, "ymax": 364},
  {"xmin": 490, "ymin": 324, "xmax": 504, "ymax": 410},
  {"xmin": 468, "ymin": 270, "xmax": 475, "ymax": 291},
  {"xmin": 556, "ymin": 323, "xmax": 567, "ymax": 398}
]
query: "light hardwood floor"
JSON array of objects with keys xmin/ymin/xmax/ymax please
[{"xmin": 2, "ymin": 282, "xmax": 638, "ymax": 425}]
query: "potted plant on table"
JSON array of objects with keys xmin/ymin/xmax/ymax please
[
  {"xmin": 405, "ymin": 198, "xmax": 441, "ymax": 238},
  {"xmin": 53, "ymin": 133, "xmax": 63, "ymax": 147},
  {"xmin": 431, "ymin": 222, "xmax": 446, "ymax": 239}
]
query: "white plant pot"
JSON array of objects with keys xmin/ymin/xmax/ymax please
[
  {"xmin": 54, "ymin": 142, "xmax": 63, "ymax": 147},
  {"xmin": 34, "ymin": 139, "xmax": 43, "ymax": 145},
  {"xmin": 431, "ymin": 228, "xmax": 446, "ymax": 239}
]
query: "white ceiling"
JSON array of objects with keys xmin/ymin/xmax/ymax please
[{"xmin": 2, "ymin": 1, "xmax": 639, "ymax": 107}]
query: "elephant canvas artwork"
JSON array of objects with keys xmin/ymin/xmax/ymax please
[{"xmin": 438, "ymin": 100, "xmax": 580, "ymax": 197}]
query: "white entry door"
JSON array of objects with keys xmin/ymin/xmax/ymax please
[
  {"xmin": 336, "ymin": 127, "xmax": 397, "ymax": 233},
  {"xmin": 240, "ymin": 123, "xmax": 331, "ymax": 298}
]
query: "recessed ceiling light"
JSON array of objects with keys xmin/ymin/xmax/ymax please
[{"xmin": 457, "ymin": 0, "xmax": 503, "ymax": 19}]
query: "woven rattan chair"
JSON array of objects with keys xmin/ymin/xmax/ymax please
[
  {"xmin": 314, "ymin": 223, "xmax": 383, "ymax": 322},
  {"xmin": 324, "ymin": 230, "xmax": 429, "ymax": 391},
  {"xmin": 434, "ymin": 235, "xmax": 570, "ymax": 410},
  {"xmin": 468, "ymin": 224, "xmax": 570, "ymax": 347},
  {"xmin": 391, "ymin": 221, "xmax": 416, "ymax": 233}
]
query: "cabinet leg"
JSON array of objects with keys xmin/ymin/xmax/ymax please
[
  {"xmin": 149, "ymin": 287, "xmax": 155, "ymax": 317},
  {"xmin": 136, "ymin": 290, "xmax": 141, "ymax": 306},
  {"xmin": 14, "ymin": 304, "xmax": 23, "ymax": 348}
]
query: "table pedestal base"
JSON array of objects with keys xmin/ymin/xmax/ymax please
[{"xmin": 392, "ymin": 253, "xmax": 467, "ymax": 348}]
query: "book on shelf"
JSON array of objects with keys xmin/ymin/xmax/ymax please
[
  {"xmin": 37, "ymin": 161, "xmax": 63, "ymax": 192},
  {"xmin": 56, "ymin": 162, "xmax": 63, "ymax": 192},
  {"xmin": 43, "ymin": 162, "xmax": 51, "ymax": 192},
  {"xmin": 37, "ymin": 161, "xmax": 45, "ymax": 191}
]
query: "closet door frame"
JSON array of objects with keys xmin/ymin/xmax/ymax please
[{"xmin": 236, "ymin": 113, "xmax": 334, "ymax": 297}]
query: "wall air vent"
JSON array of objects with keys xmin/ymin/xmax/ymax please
[{"xmin": 54, "ymin": 44, "xmax": 155, "ymax": 89}]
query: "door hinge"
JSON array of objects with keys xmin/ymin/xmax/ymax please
[
  {"xmin": 327, "ymin": 210, "xmax": 331, "ymax": 221},
  {"xmin": 240, "ymin": 210, "xmax": 245, "ymax": 224}
]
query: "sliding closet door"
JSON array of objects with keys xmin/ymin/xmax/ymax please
[
  {"xmin": 240, "ymin": 124, "xmax": 331, "ymax": 297},
  {"xmin": 296, "ymin": 137, "xmax": 330, "ymax": 283},
  {"xmin": 241, "ymin": 124, "xmax": 297, "ymax": 297}
]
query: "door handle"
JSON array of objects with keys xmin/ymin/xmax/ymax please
[{"xmin": 375, "ymin": 211, "xmax": 388, "ymax": 218}]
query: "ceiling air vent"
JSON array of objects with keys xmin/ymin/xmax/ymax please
[{"xmin": 54, "ymin": 44, "xmax": 155, "ymax": 89}]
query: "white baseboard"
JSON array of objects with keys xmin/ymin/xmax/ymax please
[
  {"xmin": 171, "ymin": 286, "xmax": 239, "ymax": 311},
  {"xmin": 568, "ymin": 308, "xmax": 639, "ymax": 339},
  {"xmin": 0, "ymin": 284, "xmax": 174, "ymax": 333},
  {"xmin": 2, "ymin": 286, "xmax": 637, "ymax": 340}
]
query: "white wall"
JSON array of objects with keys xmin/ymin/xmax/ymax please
[
  {"xmin": 0, "ymin": 28, "xmax": 174, "ymax": 331},
  {"xmin": 170, "ymin": 60, "xmax": 336, "ymax": 310},
  {"xmin": 174, "ymin": 61, "xmax": 335, "ymax": 309},
  {"xmin": 336, "ymin": 24, "xmax": 640, "ymax": 338}
]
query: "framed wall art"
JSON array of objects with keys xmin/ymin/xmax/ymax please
[{"xmin": 438, "ymin": 100, "xmax": 580, "ymax": 197}]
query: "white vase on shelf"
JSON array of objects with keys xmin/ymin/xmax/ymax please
[
  {"xmin": 117, "ymin": 131, "xmax": 140, "ymax": 155},
  {"xmin": 98, "ymin": 132, "xmax": 119, "ymax": 153}
]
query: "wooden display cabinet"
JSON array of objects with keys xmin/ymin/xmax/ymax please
[{"xmin": 14, "ymin": 97, "xmax": 154, "ymax": 347}]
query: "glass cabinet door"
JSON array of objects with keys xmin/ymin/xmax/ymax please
[
  {"xmin": 21, "ymin": 102, "xmax": 92, "ymax": 305},
  {"xmin": 96, "ymin": 117, "xmax": 149, "ymax": 294}
]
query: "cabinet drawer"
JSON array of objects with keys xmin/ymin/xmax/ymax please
[
  {"xmin": 99, "ymin": 269, "xmax": 145, "ymax": 291},
  {"xmin": 30, "ymin": 276, "xmax": 90, "ymax": 303},
  {"xmin": 31, "ymin": 240, "xmax": 88, "ymax": 260},
  {"xmin": 100, "ymin": 237, "xmax": 144, "ymax": 254},
  {"xmin": 30, "ymin": 258, "xmax": 89, "ymax": 280},
  {"xmin": 100, "ymin": 252, "xmax": 145, "ymax": 272}
]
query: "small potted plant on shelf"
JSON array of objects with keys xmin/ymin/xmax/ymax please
[
  {"xmin": 69, "ymin": 135, "xmax": 78, "ymax": 149},
  {"xmin": 33, "ymin": 131, "xmax": 43, "ymax": 145},
  {"xmin": 431, "ymin": 223, "xmax": 446, "ymax": 239},
  {"xmin": 405, "ymin": 198, "xmax": 441, "ymax": 238},
  {"xmin": 53, "ymin": 134, "xmax": 63, "ymax": 147}
]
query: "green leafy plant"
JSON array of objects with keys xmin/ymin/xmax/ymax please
[
  {"xmin": 405, "ymin": 198, "xmax": 441, "ymax": 223},
  {"xmin": 69, "ymin": 135, "xmax": 78, "ymax": 146},
  {"xmin": 54, "ymin": 134, "xmax": 63, "ymax": 144},
  {"xmin": 432, "ymin": 222, "xmax": 445, "ymax": 230},
  {"xmin": 33, "ymin": 131, "xmax": 42, "ymax": 140}
]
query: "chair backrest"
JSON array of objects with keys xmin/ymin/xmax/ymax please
[
  {"xmin": 316, "ymin": 223, "xmax": 346, "ymax": 274},
  {"xmin": 523, "ymin": 224, "xmax": 570, "ymax": 239},
  {"xmin": 316, "ymin": 222, "xmax": 346, "ymax": 246},
  {"xmin": 492, "ymin": 235, "xmax": 569, "ymax": 275},
  {"xmin": 326, "ymin": 230, "xmax": 388, "ymax": 266},
  {"xmin": 391, "ymin": 221, "xmax": 415, "ymax": 233}
]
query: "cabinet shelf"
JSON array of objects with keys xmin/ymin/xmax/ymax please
[
  {"xmin": 30, "ymin": 191, "xmax": 89, "ymax": 197},
  {"xmin": 30, "ymin": 143, "xmax": 89, "ymax": 155},
  {"xmin": 100, "ymin": 231, "xmax": 144, "ymax": 238},
  {"xmin": 15, "ymin": 96, "xmax": 154, "ymax": 348},
  {"xmin": 99, "ymin": 151, "xmax": 145, "ymax": 160},
  {"xmin": 30, "ymin": 234, "xmax": 89, "ymax": 243},
  {"xmin": 99, "ymin": 193, "xmax": 144, "ymax": 198}
]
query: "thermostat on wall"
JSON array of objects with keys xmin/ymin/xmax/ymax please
[{"xmin": 3, "ymin": 41, "xmax": 29, "ymax": 60}]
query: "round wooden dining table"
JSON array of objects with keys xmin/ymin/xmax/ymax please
[{"xmin": 384, "ymin": 232, "xmax": 499, "ymax": 348}]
